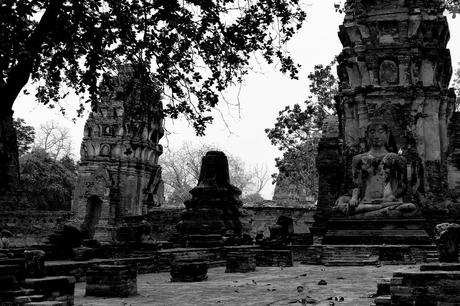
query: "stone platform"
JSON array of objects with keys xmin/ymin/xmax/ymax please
[
  {"xmin": 296, "ymin": 245, "xmax": 435, "ymax": 266},
  {"xmin": 374, "ymin": 263, "xmax": 460, "ymax": 305},
  {"xmin": 322, "ymin": 218, "xmax": 433, "ymax": 246},
  {"xmin": 75, "ymin": 264, "xmax": 419, "ymax": 305}
]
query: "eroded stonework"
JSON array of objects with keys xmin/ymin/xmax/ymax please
[{"xmin": 72, "ymin": 65, "xmax": 164, "ymax": 240}]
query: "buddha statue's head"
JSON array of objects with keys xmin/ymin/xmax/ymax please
[{"xmin": 366, "ymin": 119, "xmax": 390, "ymax": 149}]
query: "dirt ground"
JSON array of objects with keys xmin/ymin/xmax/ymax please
[{"xmin": 74, "ymin": 263, "xmax": 419, "ymax": 306}]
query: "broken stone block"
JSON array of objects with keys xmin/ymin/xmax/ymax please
[
  {"xmin": 435, "ymin": 223, "xmax": 460, "ymax": 263},
  {"xmin": 317, "ymin": 280, "xmax": 327, "ymax": 286},
  {"xmin": 24, "ymin": 250, "xmax": 46, "ymax": 278},
  {"xmin": 170, "ymin": 258, "xmax": 208, "ymax": 282},
  {"xmin": 23, "ymin": 276, "xmax": 75, "ymax": 306}
]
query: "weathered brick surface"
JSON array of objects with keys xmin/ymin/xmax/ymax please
[
  {"xmin": 255, "ymin": 250, "xmax": 293, "ymax": 267},
  {"xmin": 225, "ymin": 251, "xmax": 256, "ymax": 273},
  {"xmin": 85, "ymin": 265, "xmax": 137, "ymax": 297}
]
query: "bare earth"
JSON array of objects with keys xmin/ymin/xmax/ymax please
[{"xmin": 74, "ymin": 264, "xmax": 419, "ymax": 306}]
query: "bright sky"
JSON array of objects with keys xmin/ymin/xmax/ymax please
[{"xmin": 13, "ymin": 0, "xmax": 460, "ymax": 199}]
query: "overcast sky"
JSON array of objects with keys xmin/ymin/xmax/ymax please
[{"xmin": 13, "ymin": 0, "xmax": 460, "ymax": 199}]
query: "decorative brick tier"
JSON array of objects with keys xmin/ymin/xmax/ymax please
[
  {"xmin": 255, "ymin": 250, "xmax": 293, "ymax": 267},
  {"xmin": 225, "ymin": 251, "xmax": 256, "ymax": 273},
  {"xmin": 85, "ymin": 264, "xmax": 137, "ymax": 297}
]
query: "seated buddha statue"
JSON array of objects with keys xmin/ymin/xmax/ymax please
[{"xmin": 334, "ymin": 120, "xmax": 418, "ymax": 218}]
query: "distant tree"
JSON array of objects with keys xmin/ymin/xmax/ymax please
[
  {"xmin": 19, "ymin": 149, "xmax": 76, "ymax": 210},
  {"xmin": 59, "ymin": 154, "xmax": 77, "ymax": 173},
  {"xmin": 242, "ymin": 192, "xmax": 265, "ymax": 203},
  {"xmin": 13, "ymin": 118, "xmax": 35, "ymax": 156},
  {"xmin": 161, "ymin": 142, "xmax": 268, "ymax": 205},
  {"xmin": 0, "ymin": 0, "xmax": 306, "ymax": 195},
  {"xmin": 249, "ymin": 164, "xmax": 270, "ymax": 195},
  {"xmin": 34, "ymin": 121, "xmax": 73, "ymax": 160},
  {"xmin": 266, "ymin": 61, "xmax": 339, "ymax": 200}
]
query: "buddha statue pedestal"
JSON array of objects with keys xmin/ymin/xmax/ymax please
[{"xmin": 323, "ymin": 217, "xmax": 432, "ymax": 245}]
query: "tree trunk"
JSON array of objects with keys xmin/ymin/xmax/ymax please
[
  {"xmin": 0, "ymin": 110, "xmax": 20, "ymax": 195},
  {"xmin": 0, "ymin": 0, "xmax": 63, "ymax": 199}
]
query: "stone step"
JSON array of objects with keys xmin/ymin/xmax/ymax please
[
  {"xmin": 14, "ymin": 296, "xmax": 32, "ymax": 304},
  {"xmin": 374, "ymin": 295, "xmax": 391, "ymax": 306},
  {"xmin": 322, "ymin": 250, "xmax": 374, "ymax": 255},
  {"xmin": 25, "ymin": 302, "xmax": 65, "ymax": 306},
  {"xmin": 1, "ymin": 289, "xmax": 36, "ymax": 298},
  {"xmin": 323, "ymin": 255, "xmax": 376, "ymax": 260},
  {"xmin": 323, "ymin": 229, "xmax": 432, "ymax": 245},
  {"xmin": 28, "ymin": 295, "xmax": 45, "ymax": 301},
  {"xmin": 14, "ymin": 294, "xmax": 45, "ymax": 304},
  {"xmin": 323, "ymin": 255, "xmax": 379, "ymax": 266},
  {"xmin": 327, "ymin": 218, "xmax": 428, "ymax": 230},
  {"xmin": 323, "ymin": 260, "xmax": 379, "ymax": 266}
]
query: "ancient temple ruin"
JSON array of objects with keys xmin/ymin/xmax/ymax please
[
  {"xmin": 72, "ymin": 65, "xmax": 164, "ymax": 240},
  {"xmin": 314, "ymin": 0, "xmax": 458, "ymax": 250},
  {"xmin": 177, "ymin": 151, "xmax": 243, "ymax": 247}
]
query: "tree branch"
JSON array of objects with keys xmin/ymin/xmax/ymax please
[{"xmin": 1, "ymin": 0, "xmax": 63, "ymax": 112}]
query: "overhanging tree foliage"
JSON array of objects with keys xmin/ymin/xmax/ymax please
[
  {"xmin": 1, "ymin": 0, "xmax": 306, "ymax": 195},
  {"xmin": 446, "ymin": 0, "xmax": 460, "ymax": 16},
  {"xmin": 13, "ymin": 118, "xmax": 35, "ymax": 156},
  {"xmin": 334, "ymin": 0, "xmax": 460, "ymax": 15}
]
